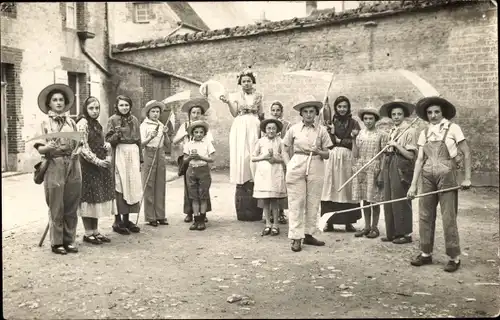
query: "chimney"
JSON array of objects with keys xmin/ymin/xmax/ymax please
[
  {"xmin": 306, "ymin": 1, "xmax": 317, "ymax": 16},
  {"xmin": 257, "ymin": 9, "xmax": 269, "ymax": 23}
]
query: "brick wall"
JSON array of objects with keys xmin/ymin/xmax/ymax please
[{"xmin": 112, "ymin": 1, "xmax": 499, "ymax": 185}]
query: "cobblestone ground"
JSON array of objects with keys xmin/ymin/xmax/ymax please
[{"xmin": 2, "ymin": 169, "xmax": 499, "ymax": 319}]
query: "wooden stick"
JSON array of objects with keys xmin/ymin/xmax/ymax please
[
  {"xmin": 337, "ymin": 117, "xmax": 419, "ymax": 192},
  {"xmin": 319, "ymin": 186, "xmax": 462, "ymax": 229},
  {"xmin": 306, "ymin": 73, "xmax": 335, "ymax": 176},
  {"xmin": 38, "ymin": 222, "xmax": 50, "ymax": 247}
]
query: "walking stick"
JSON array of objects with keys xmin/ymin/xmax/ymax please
[
  {"xmin": 135, "ymin": 115, "xmax": 171, "ymax": 225},
  {"xmin": 306, "ymin": 73, "xmax": 335, "ymax": 176},
  {"xmin": 39, "ymin": 223, "xmax": 50, "ymax": 247},
  {"xmin": 337, "ymin": 117, "xmax": 419, "ymax": 192},
  {"xmin": 319, "ymin": 186, "xmax": 462, "ymax": 230}
]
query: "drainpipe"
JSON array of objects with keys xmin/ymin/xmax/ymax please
[{"xmin": 78, "ymin": 32, "xmax": 112, "ymax": 77}]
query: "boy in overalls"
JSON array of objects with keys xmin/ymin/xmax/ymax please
[{"xmin": 407, "ymin": 96, "xmax": 472, "ymax": 272}]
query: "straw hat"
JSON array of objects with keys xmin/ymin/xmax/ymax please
[
  {"xmin": 187, "ymin": 120, "xmax": 209, "ymax": 136},
  {"xmin": 379, "ymin": 98, "xmax": 415, "ymax": 118},
  {"xmin": 358, "ymin": 106, "xmax": 380, "ymax": 121},
  {"xmin": 260, "ymin": 118, "xmax": 283, "ymax": 133},
  {"xmin": 415, "ymin": 96, "xmax": 456, "ymax": 122},
  {"xmin": 181, "ymin": 97, "xmax": 210, "ymax": 114},
  {"xmin": 37, "ymin": 83, "xmax": 75, "ymax": 114},
  {"xmin": 142, "ymin": 100, "xmax": 166, "ymax": 118},
  {"xmin": 292, "ymin": 95, "xmax": 323, "ymax": 113}
]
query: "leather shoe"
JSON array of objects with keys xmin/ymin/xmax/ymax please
[
  {"xmin": 291, "ymin": 240, "xmax": 302, "ymax": 252},
  {"xmin": 303, "ymin": 234, "xmax": 325, "ymax": 246}
]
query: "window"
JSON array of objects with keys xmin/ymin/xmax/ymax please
[
  {"xmin": 134, "ymin": 3, "xmax": 150, "ymax": 23},
  {"xmin": 67, "ymin": 72, "xmax": 80, "ymax": 116},
  {"xmin": 66, "ymin": 2, "xmax": 76, "ymax": 29}
]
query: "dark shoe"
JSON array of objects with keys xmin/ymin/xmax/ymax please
[
  {"xmin": 381, "ymin": 236, "xmax": 394, "ymax": 242},
  {"xmin": 190, "ymin": 216, "xmax": 199, "ymax": 230},
  {"xmin": 94, "ymin": 233, "xmax": 111, "ymax": 243},
  {"xmin": 355, "ymin": 228, "xmax": 370, "ymax": 238},
  {"xmin": 125, "ymin": 221, "xmax": 140, "ymax": 233},
  {"xmin": 411, "ymin": 254, "xmax": 433, "ymax": 267},
  {"xmin": 278, "ymin": 216, "xmax": 287, "ymax": 225},
  {"xmin": 148, "ymin": 221, "xmax": 159, "ymax": 227},
  {"xmin": 51, "ymin": 245, "xmax": 67, "ymax": 255},
  {"xmin": 345, "ymin": 224, "xmax": 357, "ymax": 232},
  {"xmin": 184, "ymin": 214, "xmax": 193, "ymax": 223},
  {"xmin": 83, "ymin": 234, "xmax": 102, "ymax": 245},
  {"xmin": 113, "ymin": 223, "xmax": 130, "ymax": 235},
  {"xmin": 204, "ymin": 216, "xmax": 208, "ymax": 223},
  {"xmin": 366, "ymin": 227, "xmax": 380, "ymax": 239},
  {"xmin": 393, "ymin": 236, "xmax": 412, "ymax": 244},
  {"xmin": 271, "ymin": 227, "xmax": 280, "ymax": 236},
  {"xmin": 291, "ymin": 240, "xmax": 302, "ymax": 252},
  {"xmin": 197, "ymin": 221, "xmax": 206, "ymax": 231},
  {"xmin": 261, "ymin": 227, "xmax": 271, "ymax": 236},
  {"xmin": 444, "ymin": 260, "xmax": 461, "ymax": 272},
  {"xmin": 157, "ymin": 219, "xmax": 169, "ymax": 225},
  {"xmin": 63, "ymin": 244, "xmax": 78, "ymax": 253},
  {"xmin": 303, "ymin": 234, "xmax": 325, "ymax": 246}
]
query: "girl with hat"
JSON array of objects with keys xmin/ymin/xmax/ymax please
[
  {"xmin": 140, "ymin": 100, "xmax": 171, "ymax": 227},
  {"xmin": 252, "ymin": 118, "xmax": 288, "ymax": 236},
  {"xmin": 320, "ymin": 96, "xmax": 362, "ymax": 233},
  {"xmin": 105, "ymin": 95, "xmax": 143, "ymax": 235},
  {"xmin": 282, "ymin": 96, "xmax": 332, "ymax": 252},
  {"xmin": 351, "ymin": 106, "xmax": 387, "ymax": 239},
  {"xmin": 379, "ymin": 99, "xmax": 417, "ymax": 245},
  {"xmin": 76, "ymin": 96, "xmax": 115, "ymax": 245},
  {"xmin": 408, "ymin": 96, "xmax": 471, "ymax": 272},
  {"xmin": 182, "ymin": 120, "xmax": 215, "ymax": 231},
  {"xmin": 267, "ymin": 100, "xmax": 292, "ymax": 225},
  {"xmin": 33, "ymin": 83, "xmax": 82, "ymax": 254},
  {"xmin": 219, "ymin": 67, "xmax": 264, "ymax": 221},
  {"xmin": 172, "ymin": 97, "xmax": 214, "ymax": 224}
]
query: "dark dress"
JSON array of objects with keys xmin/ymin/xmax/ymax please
[{"xmin": 320, "ymin": 117, "xmax": 362, "ymax": 226}]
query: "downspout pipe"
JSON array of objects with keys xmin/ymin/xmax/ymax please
[
  {"xmin": 104, "ymin": 2, "xmax": 202, "ymax": 86},
  {"xmin": 78, "ymin": 34, "xmax": 112, "ymax": 77}
]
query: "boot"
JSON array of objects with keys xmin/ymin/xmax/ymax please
[
  {"xmin": 184, "ymin": 213, "xmax": 193, "ymax": 223},
  {"xmin": 189, "ymin": 215, "xmax": 199, "ymax": 230},
  {"xmin": 197, "ymin": 214, "xmax": 206, "ymax": 231}
]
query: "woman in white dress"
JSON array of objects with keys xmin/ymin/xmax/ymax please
[{"xmin": 220, "ymin": 67, "xmax": 264, "ymax": 221}]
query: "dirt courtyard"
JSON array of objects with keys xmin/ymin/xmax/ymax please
[{"xmin": 2, "ymin": 171, "xmax": 499, "ymax": 319}]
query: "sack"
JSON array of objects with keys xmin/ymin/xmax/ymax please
[
  {"xmin": 177, "ymin": 155, "xmax": 189, "ymax": 177},
  {"xmin": 33, "ymin": 159, "xmax": 50, "ymax": 185}
]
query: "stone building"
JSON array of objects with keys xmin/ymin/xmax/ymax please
[{"xmin": 1, "ymin": 2, "xmax": 112, "ymax": 172}]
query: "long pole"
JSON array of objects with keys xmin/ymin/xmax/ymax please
[
  {"xmin": 319, "ymin": 186, "xmax": 462, "ymax": 229},
  {"xmin": 306, "ymin": 73, "xmax": 335, "ymax": 176},
  {"xmin": 337, "ymin": 117, "xmax": 419, "ymax": 192}
]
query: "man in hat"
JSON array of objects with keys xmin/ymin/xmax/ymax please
[
  {"xmin": 282, "ymin": 96, "xmax": 332, "ymax": 252},
  {"xmin": 407, "ymin": 96, "xmax": 471, "ymax": 272}
]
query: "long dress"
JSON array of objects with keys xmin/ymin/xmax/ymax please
[
  {"xmin": 77, "ymin": 118, "xmax": 115, "ymax": 218},
  {"xmin": 172, "ymin": 121, "xmax": 214, "ymax": 215},
  {"xmin": 105, "ymin": 114, "xmax": 143, "ymax": 214},
  {"xmin": 351, "ymin": 128, "xmax": 386, "ymax": 203},
  {"xmin": 253, "ymin": 136, "xmax": 287, "ymax": 210},
  {"xmin": 229, "ymin": 89, "xmax": 264, "ymax": 221},
  {"xmin": 320, "ymin": 116, "xmax": 362, "ymax": 226}
]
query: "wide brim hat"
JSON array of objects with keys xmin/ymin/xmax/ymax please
[
  {"xmin": 260, "ymin": 118, "xmax": 283, "ymax": 133},
  {"xmin": 181, "ymin": 97, "xmax": 210, "ymax": 114},
  {"xmin": 292, "ymin": 95, "xmax": 323, "ymax": 113},
  {"xmin": 415, "ymin": 96, "xmax": 456, "ymax": 121},
  {"xmin": 358, "ymin": 107, "xmax": 380, "ymax": 121},
  {"xmin": 187, "ymin": 120, "xmax": 209, "ymax": 136},
  {"xmin": 37, "ymin": 83, "xmax": 75, "ymax": 114},
  {"xmin": 379, "ymin": 99, "xmax": 415, "ymax": 118},
  {"xmin": 142, "ymin": 100, "xmax": 166, "ymax": 118}
]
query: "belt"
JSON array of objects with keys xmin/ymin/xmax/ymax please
[
  {"xmin": 294, "ymin": 151, "xmax": 321, "ymax": 158},
  {"xmin": 189, "ymin": 163, "xmax": 208, "ymax": 168}
]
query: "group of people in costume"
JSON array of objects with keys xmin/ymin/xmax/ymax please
[{"xmin": 33, "ymin": 67, "xmax": 471, "ymax": 273}]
